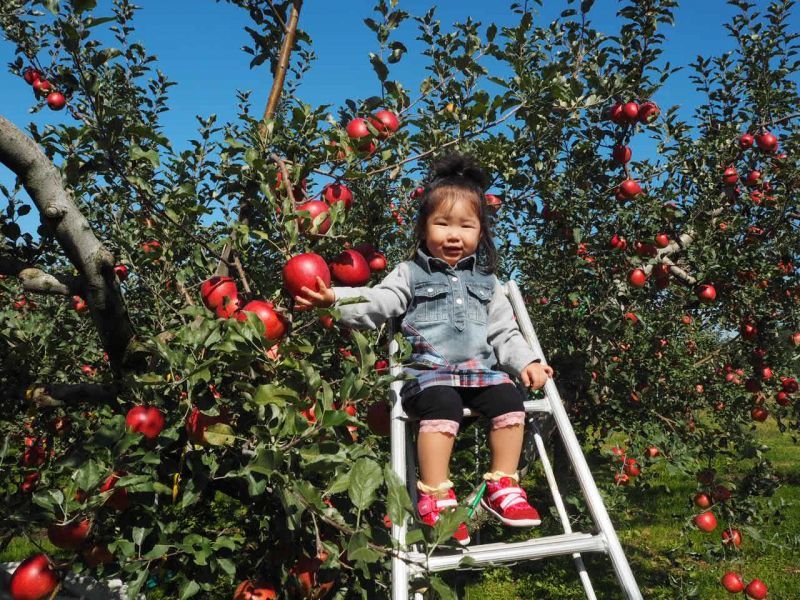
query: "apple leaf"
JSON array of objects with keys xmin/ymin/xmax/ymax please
[
  {"xmin": 347, "ymin": 532, "xmax": 381, "ymax": 563},
  {"xmin": 348, "ymin": 457, "xmax": 382, "ymax": 510},
  {"xmin": 384, "ymin": 464, "xmax": 413, "ymax": 525},
  {"xmin": 369, "ymin": 52, "xmax": 389, "ymax": 82},
  {"xmin": 203, "ymin": 423, "xmax": 235, "ymax": 446},
  {"xmin": 70, "ymin": 0, "xmax": 97, "ymax": 13},
  {"xmin": 429, "ymin": 576, "xmax": 457, "ymax": 600}
]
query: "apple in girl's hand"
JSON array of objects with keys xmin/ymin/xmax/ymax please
[{"xmin": 283, "ymin": 253, "xmax": 331, "ymax": 298}]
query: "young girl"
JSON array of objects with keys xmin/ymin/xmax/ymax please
[{"xmin": 294, "ymin": 154, "xmax": 553, "ymax": 545}]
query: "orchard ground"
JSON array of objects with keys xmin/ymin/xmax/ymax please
[{"xmin": 3, "ymin": 417, "xmax": 798, "ymax": 599}]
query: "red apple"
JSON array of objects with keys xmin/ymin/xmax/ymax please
[
  {"xmin": 322, "ymin": 183, "xmax": 354, "ymax": 210},
  {"xmin": 628, "ymin": 268, "xmax": 647, "ymax": 287},
  {"xmin": 141, "ymin": 240, "xmax": 161, "ymax": 254},
  {"xmin": 47, "ymin": 518, "xmax": 90, "ymax": 550},
  {"xmin": 756, "ymin": 132, "xmax": 778, "ymax": 153},
  {"xmin": 645, "ymin": 446, "xmax": 660, "ymax": 458},
  {"xmin": 215, "ymin": 294, "xmax": 241, "ymax": 318},
  {"xmin": 71, "ymin": 295, "xmax": 88, "ymax": 312},
  {"xmin": 741, "ymin": 322, "xmax": 758, "ymax": 340},
  {"xmin": 21, "ymin": 472, "xmax": 40, "ymax": 493},
  {"xmin": 745, "ymin": 579, "xmax": 767, "ymax": 599},
  {"xmin": 125, "ymin": 405, "xmax": 166, "ymax": 440},
  {"xmin": 186, "ymin": 406, "xmax": 230, "ymax": 445},
  {"xmin": 761, "ymin": 366, "xmax": 772, "ymax": 380},
  {"xmin": 739, "ymin": 133, "xmax": 754, "ymax": 149},
  {"xmin": 654, "ymin": 233, "xmax": 669, "ymax": 248},
  {"xmin": 614, "ymin": 473, "xmax": 630, "ymax": 486},
  {"xmin": 721, "ymin": 572, "xmax": 745, "ymax": 593},
  {"xmin": 290, "ymin": 554, "xmax": 335, "ymax": 599},
  {"xmin": 623, "ymin": 312, "xmax": 638, "ymax": 324},
  {"xmin": 751, "ymin": 406, "xmax": 768, "ymax": 422},
  {"xmin": 295, "ymin": 200, "xmax": 331, "ymax": 235},
  {"xmin": 329, "ymin": 249, "xmax": 371, "ymax": 286},
  {"xmin": 32, "ymin": 78, "xmax": 53, "ymax": 96},
  {"xmin": 608, "ymin": 102, "xmax": 626, "ymax": 124},
  {"xmin": 82, "ymin": 545, "xmax": 114, "ymax": 568},
  {"xmin": 274, "ymin": 171, "xmax": 306, "ymax": 200},
  {"xmin": 200, "ymin": 276, "xmax": 238, "ymax": 311},
  {"xmin": 369, "ymin": 109, "xmax": 400, "ymax": 138},
  {"xmin": 346, "ymin": 117, "xmax": 371, "ymax": 139},
  {"xmin": 722, "ymin": 166, "xmax": 738, "ymax": 185},
  {"xmin": 695, "ymin": 284, "xmax": 717, "ymax": 303},
  {"xmin": 694, "ymin": 511, "xmax": 717, "ymax": 532},
  {"xmin": 23, "ymin": 67, "xmax": 42, "ymax": 85},
  {"xmin": 22, "ymin": 437, "xmax": 47, "ymax": 468},
  {"xmin": 366, "ymin": 400, "xmax": 391, "ymax": 436},
  {"xmin": 712, "ymin": 485, "xmax": 732, "ymax": 502},
  {"xmin": 318, "ymin": 314, "xmax": 335, "ymax": 329},
  {"xmin": 612, "ymin": 144, "xmax": 632, "ymax": 164},
  {"xmin": 282, "ymin": 253, "xmax": 331, "ymax": 298},
  {"xmin": 721, "ymin": 528, "xmax": 741, "ymax": 547},
  {"xmin": 776, "ymin": 391, "xmax": 790, "ymax": 406},
  {"xmin": 745, "ymin": 170, "xmax": 761, "ymax": 186},
  {"xmin": 637, "ymin": 101, "xmax": 659, "ymax": 123},
  {"xmin": 99, "ymin": 472, "xmax": 130, "ymax": 511},
  {"xmin": 233, "ymin": 579, "xmax": 278, "ymax": 600},
  {"xmin": 693, "ymin": 492, "xmax": 713, "ymax": 508},
  {"xmin": 484, "ymin": 193, "xmax": 501, "ymax": 211},
  {"xmin": 623, "ymin": 458, "xmax": 640, "ymax": 477},
  {"xmin": 619, "ymin": 179, "xmax": 643, "ymax": 198},
  {"xmin": 9, "ymin": 553, "xmax": 59, "ymax": 600},
  {"xmin": 113, "ymin": 264, "xmax": 129, "ymax": 281},
  {"xmin": 46, "ymin": 92, "xmax": 66, "ymax": 111},
  {"xmin": 237, "ymin": 300, "xmax": 289, "ymax": 340},
  {"xmin": 621, "ymin": 101, "xmax": 640, "ymax": 123},
  {"xmin": 782, "ymin": 377, "xmax": 798, "ymax": 393}
]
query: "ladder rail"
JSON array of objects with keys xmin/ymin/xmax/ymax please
[{"xmin": 505, "ymin": 280, "xmax": 643, "ymax": 600}]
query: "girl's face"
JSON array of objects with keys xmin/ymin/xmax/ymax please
[{"xmin": 423, "ymin": 195, "xmax": 481, "ymax": 266}]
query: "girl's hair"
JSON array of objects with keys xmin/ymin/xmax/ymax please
[{"xmin": 409, "ymin": 153, "xmax": 498, "ymax": 273}]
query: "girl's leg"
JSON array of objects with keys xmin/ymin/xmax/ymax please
[
  {"xmin": 403, "ymin": 386, "xmax": 464, "ymax": 498},
  {"xmin": 466, "ymin": 383, "xmax": 526, "ymax": 477}
]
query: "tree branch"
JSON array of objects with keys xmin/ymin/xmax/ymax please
[{"xmin": 0, "ymin": 115, "xmax": 136, "ymax": 369}]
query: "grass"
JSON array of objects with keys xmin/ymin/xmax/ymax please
[{"xmin": 3, "ymin": 420, "xmax": 798, "ymax": 598}]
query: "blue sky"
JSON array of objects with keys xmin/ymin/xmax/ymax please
[{"xmin": 1, "ymin": 1, "xmax": 796, "ymax": 211}]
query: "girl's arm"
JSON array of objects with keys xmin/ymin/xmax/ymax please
[
  {"xmin": 486, "ymin": 278, "xmax": 541, "ymax": 378},
  {"xmin": 295, "ymin": 262, "xmax": 412, "ymax": 330}
]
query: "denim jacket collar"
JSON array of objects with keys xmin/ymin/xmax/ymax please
[{"xmin": 415, "ymin": 247, "xmax": 478, "ymax": 274}]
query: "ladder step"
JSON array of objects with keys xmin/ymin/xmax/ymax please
[{"xmin": 405, "ymin": 532, "xmax": 607, "ymax": 574}]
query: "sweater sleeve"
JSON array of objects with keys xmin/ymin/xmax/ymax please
[
  {"xmin": 331, "ymin": 262, "xmax": 412, "ymax": 330},
  {"xmin": 486, "ymin": 277, "xmax": 540, "ymax": 377}
]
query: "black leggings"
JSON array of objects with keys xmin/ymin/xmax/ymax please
[{"xmin": 402, "ymin": 383, "xmax": 526, "ymax": 435}]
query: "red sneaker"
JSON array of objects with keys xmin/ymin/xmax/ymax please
[
  {"xmin": 481, "ymin": 477, "xmax": 541, "ymax": 527},
  {"xmin": 417, "ymin": 488, "xmax": 470, "ymax": 545}
]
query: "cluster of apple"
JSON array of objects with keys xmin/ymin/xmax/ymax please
[
  {"xmin": 604, "ymin": 99, "xmax": 659, "ymax": 202},
  {"xmin": 20, "ymin": 67, "xmax": 66, "ymax": 111},
  {"xmin": 689, "ymin": 470, "xmax": 769, "ymax": 598},
  {"xmin": 722, "ymin": 130, "xmax": 784, "ymax": 206},
  {"xmin": 343, "ymin": 109, "xmax": 401, "ymax": 156},
  {"xmin": 609, "ymin": 445, "xmax": 659, "ymax": 486}
]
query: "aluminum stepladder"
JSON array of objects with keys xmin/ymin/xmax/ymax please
[{"xmin": 388, "ymin": 279, "xmax": 643, "ymax": 600}]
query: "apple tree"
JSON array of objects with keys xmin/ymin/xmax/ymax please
[{"xmin": 0, "ymin": 0, "xmax": 798, "ymax": 598}]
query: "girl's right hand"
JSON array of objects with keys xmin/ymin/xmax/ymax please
[{"xmin": 294, "ymin": 276, "xmax": 336, "ymax": 310}]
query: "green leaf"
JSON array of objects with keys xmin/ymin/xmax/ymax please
[
  {"xmin": 70, "ymin": 0, "xmax": 97, "ymax": 13},
  {"xmin": 130, "ymin": 145, "xmax": 160, "ymax": 168},
  {"xmin": 179, "ymin": 579, "xmax": 200, "ymax": 599},
  {"xmin": 252, "ymin": 383, "xmax": 298, "ymax": 406},
  {"xmin": 348, "ymin": 457, "xmax": 382, "ymax": 510},
  {"xmin": 203, "ymin": 423, "xmax": 235, "ymax": 446},
  {"xmin": 369, "ymin": 52, "xmax": 389, "ymax": 82},
  {"xmin": 384, "ymin": 465, "xmax": 413, "ymax": 525},
  {"xmin": 429, "ymin": 575, "xmax": 457, "ymax": 599},
  {"xmin": 346, "ymin": 532, "xmax": 381, "ymax": 563}
]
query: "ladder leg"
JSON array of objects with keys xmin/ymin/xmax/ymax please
[
  {"xmin": 531, "ymin": 425, "xmax": 598, "ymax": 600},
  {"xmin": 506, "ymin": 281, "xmax": 643, "ymax": 600}
]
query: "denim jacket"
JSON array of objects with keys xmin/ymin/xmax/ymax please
[{"xmin": 332, "ymin": 248, "xmax": 539, "ymax": 379}]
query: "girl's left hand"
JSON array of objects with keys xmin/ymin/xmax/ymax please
[{"xmin": 520, "ymin": 362, "xmax": 554, "ymax": 390}]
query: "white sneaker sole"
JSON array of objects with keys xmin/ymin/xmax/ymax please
[{"xmin": 480, "ymin": 499, "xmax": 541, "ymax": 527}]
